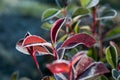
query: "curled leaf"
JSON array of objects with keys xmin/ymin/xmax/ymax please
[
  {"xmin": 51, "ymin": 18, "xmax": 66, "ymax": 44},
  {"xmin": 22, "ymin": 35, "xmax": 46, "ymax": 47},
  {"xmin": 60, "ymin": 33, "xmax": 96, "ymax": 49},
  {"xmin": 47, "ymin": 60, "xmax": 70, "ymax": 74}
]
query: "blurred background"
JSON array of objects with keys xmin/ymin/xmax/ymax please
[{"xmin": 0, "ymin": 0, "xmax": 120, "ymax": 80}]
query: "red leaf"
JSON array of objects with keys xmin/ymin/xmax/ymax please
[
  {"xmin": 47, "ymin": 60, "xmax": 70, "ymax": 74},
  {"xmin": 61, "ymin": 33, "xmax": 96, "ymax": 49},
  {"xmin": 16, "ymin": 39, "xmax": 30, "ymax": 55},
  {"xmin": 77, "ymin": 62, "xmax": 109, "ymax": 80},
  {"xmin": 22, "ymin": 35, "xmax": 47, "ymax": 47},
  {"xmin": 75, "ymin": 55, "xmax": 94, "ymax": 76},
  {"xmin": 71, "ymin": 51, "xmax": 87, "ymax": 66},
  {"xmin": 51, "ymin": 18, "xmax": 66, "ymax": 44}
]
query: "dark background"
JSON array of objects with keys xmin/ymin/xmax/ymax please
[{"xmin": 0, "ymin": 0, "xmax": 120, "ymax": 80}]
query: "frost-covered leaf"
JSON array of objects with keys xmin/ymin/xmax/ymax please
[
  {"xmin": 105, "ymin": 42, "xmax": 118, "ymax": 68},
  {"xmin": 75, "ymin": 55, "xmax": 94, "ymax": 76},
  {"xmin": 47, "ymin": 60, "xmax": 70, "ymax": 74},
  {"xmin": 22, "ymin": 35, "xmax": 46, "ymax": 46},
  {"xmin": 42, "ymin": 8, "xmax": 61, "ymax": 21},
  {"xmin": 80, "ymin": 0, "xmax": 99, "ymax": 8},
  {"xmin": 54, "ymin": 73, "xmax": 68, "ymax": 80},
  {"xmin": 51, "ymin": 18, "xmax": 66, "ymax": 44},
  {"xmin": 72, "ymin": 7, "xmax": 89, "ymax": 18},
  {"xmin": 97, "ymin": 9, "xmax": 117, "ymax": 20},
  {"xmin": 71, "ymin": 51, "xmax": 87, "ymax": 66},
  {"xmin": 60, "ymin": 33, "xmax": 96, "ymax": 49},
  {"xmin": 112, "ymin": 69, "xmax": 120, "ymax": 80},
  {"xmin": 77, "ymin": 62, "xmax": 109, "ymax": 80}
]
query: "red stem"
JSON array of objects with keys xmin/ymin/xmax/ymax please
[
  {"xmin": 93, "ymin": 7, "xmax": 97, "ymax": 37},
  {"xmin": 53, "ymin": 48, "xmax": 59, "ymax": 60},
  {"xmin": 27, "ymin": 47, "xmax": 43, "ymax": 79}
]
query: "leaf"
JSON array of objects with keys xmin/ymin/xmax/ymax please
[
  {"xmin": 54, "ymin": 73, "xmax": 68, "ymax": 80},
  {"xmin": 11, "ymin": 71, "xmax": 19, "ymax": 80},
  {"xmin": 51, "ymin": 18, "xmax": 66, "ymax": 44},
  {"xmin": 97, "ymin": 9, "xmax": 117, "ymax": 20},
  {"xmin": 77, "ymin": 62, "xmax": 109, "ymax": 80},
  {"xmin": 22, "ymin": 35, "xmax": 46, "ymax": 47},
  {"xmin": 41, "ymin": 76, "xmax": 55, "ymax": 80},
  {"xmin": 99, "ymin": 75, "xmax": 108, "ymax": 80},
  {"xmin": 42, "ymin": 22, "xmax": 53, "ymax": 30},
  {"xmin": 87, "ymin": 47, "xmax": 98, "ymax": 61},
  {"xmin": 57, "ymin": 34, "xmax": 68, "ymax": 43},
  {"xmin": 47, "ymin": 60, "xmax": 70, "ymax": 74},
  {"xmin": 75, "ymin": 55, "xmax": 94, "ymax": 76},
  {"xmin": 60, "ymin": 33, "xmax": 96, "ymax": 49},
  {"xmin": 16, "ymin": 39, "xmax": 51, "ymax": 56},
  {"xmin": 55, "ymin": 0, "xmax": 71, "ymax": 8},
  {"xmin": 112, "ymin": 69, "xmax": 120, "ymax": 80},
  {"xmin": 105, "ymin": 27, "xmax": 120, "ymax": 41},
  {"xmin": 105, "ymin": 42, "xmax": 118, "ymax": 68},
  {"xmin": 71, "ymin": 51, "xmax": 87, "ymax": 66},
  {"xmin": 42, "ymin": 8, "xmax": 61, "ymax": 21},
  {"xmin": 80, "ymin": 0, "xmax": 99, "ymax": 8},
  {"xmin": 72, "ymin": 7, "xmax": 89, "ymax": 18}
]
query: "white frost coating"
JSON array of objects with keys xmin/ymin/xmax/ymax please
[
  {"xmin": 54, "ymin": 73, "xmax": 68, "ymax": 80},
  {"xmin": 23, "ymin": 42, "xmax": 52, "ymax": 47},
  {"xmin": 96, "ymin": 9, "xmax": 117, "ymax": 20}
]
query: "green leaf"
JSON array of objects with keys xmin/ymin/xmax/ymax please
[
  {"xmin": 80, "ymin": 0, "xmax": 99, "ymax": 8},
  {"xmin": 42, "ymin": 22, "xmax": 53, "ymax": 30},
  {"xmin": 105, "ymin": 27, "xmax": 120, "ymax": 38},
  {"xmin": 74, "ymin": 21, "xmax": 80, "ymax": 33},
  {"xmin": 42, "ymin": 8, "xmax": 60, "ymax": 21},
  {"xmin": 97, "ymin": 9, "xmax": 117, "ymax": 20},
  {"xmin": 11, "ymin": 71, "xmax": 19, "ymax": 80},
  {"xmin": 72, "ymin": 7, "xmax": 89, "ymax": 18},
  {"xmin": 112, "ymin": 69, "xmax": 120, "ymax": 80},
  {"xmin": 87, "ymin": 47, "xmax": 98, "ymax": 61},
  {"xmin": 105, "ymin": 43, "xmax": 118, "ymax": 68},
  {"xmin": 99, "ymin": 75, "xmax": 108, "ymax": 80},
  {"xmin": 58, "ymin": 34, "xmax": 68, "ymax": 42},
  {"xmin": 104, "ymin": 27, "xmax": 120, "ymax": 41}
]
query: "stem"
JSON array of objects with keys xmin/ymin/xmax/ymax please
[
  {"xmin": 98, "ymin": 21, "xmax": 103, "ymax": 57},
  {"xmin": 27, "ymin": 47, "xmax": 43, "ymax": 79},
  {"xmin": 93, "ymin": 7, "xmax": 97, "ymax": 37},
  {"xmin": 53, "ymin": 48, "xmax": 59, "ymax": 60},
  {"xmin": 32, "ymin": 55, "xmax": 43, "ymax": 79},
  {"xmin": 62, "ymin": 7, "xmax": 67, "ymax": 17},
  {"xmin": 68, "ymin": 62, "xmax": 73, "ymax": 80}
]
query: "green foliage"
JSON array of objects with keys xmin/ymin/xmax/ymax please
[
  {"xmin": 42, "ymin": 8, "xmax": 60, "ymax": 21},
  {"xmin": 80, "ymin": 0, "xmax": 100, "ymax": 8},
  {"xmin": 106, "ymin": 43, "xmax": 118, "ymax": 68},
  {"xmin": 72, "ymin": 7, "xmax": 89, "ymax": 18}
]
